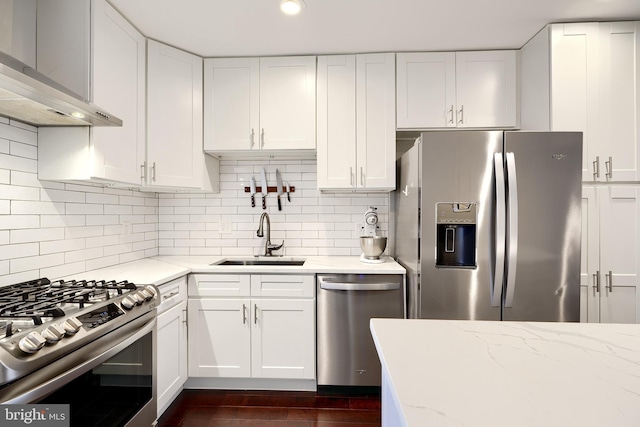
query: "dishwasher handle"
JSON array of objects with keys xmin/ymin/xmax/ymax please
[{"xmin": 320, "ymin": 281, "xmax": 400, "ymax": 291}]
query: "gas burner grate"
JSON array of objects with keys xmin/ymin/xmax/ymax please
[{"xmin": 0, "ymin": 278, "xmax": 137, "ymax": 325}]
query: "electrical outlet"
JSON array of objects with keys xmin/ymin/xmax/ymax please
[
  {"xmin": 219, "ymin": 221, "xmax": 232, "ymax": 234},
  {"xmin": 355, "ymin": 222, "xmax": 363, "ymax": 233},
  {"xmin": 122, "ymin": 222, "xmax": 132, "ymax": 235}
]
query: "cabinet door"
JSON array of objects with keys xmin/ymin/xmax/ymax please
[
  {"xmin": 251, "ymin": 298, "xmax": 315, "ymax": 379},
  {"xmin": 598, "ymin": 21, "xmax": 640, "ymax": 182},
  {"xmin": 259, "ymin": 56, "xmax": 316, "ymax": 150},
  {"xmin": 187, "ymin": 298, "xmax": 251, "ymax": 377},
  {"xmin": 455, "ymin": 50, "xmax": 517, "ymax": 128},
  {"xmin": 550, "ymin": 23, "xmax": 600, "ymax": 182},
  {"xmin": 157, "ymin": 301, "xmax": 187, "ymax": 417},
  {"xmin": 91, "ymin": 0, "xmax": 145, "ymax": 185},
  {"xmin": 356, "ymin": 53, "xmax": 396, "ymax": 190},
  {"xmin": 317, "ymin": 55, "xmax": 357, "ymax": 189},
  {"xmin": 598, "ymin": 186, "xmax": 640, "ymax": 324},
  {"xmin": 580, "ymin": 186, "xmax": 600, "ymax": 323},
  {"xmin": 147, "ymin": 40, "xmax": 203, "ymax": 188},
  {"xmin": 203, "ymin": 58, "xmax": 260, "ymax": 152},
  {"xmin": 396, "ymin": 52, "xmax": 456, "ymax": 129}
]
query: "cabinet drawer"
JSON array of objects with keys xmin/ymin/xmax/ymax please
[
  {"xmin": 157, "ymin": 276, "xmax": 187, "ymax": 314},
  {"xmin": 189, "ymin": 274, "xmax": 251, "ymax": 297},
  {"xmin": 250, "ymin": 275, "xmax": 315, "ymax": 298}
]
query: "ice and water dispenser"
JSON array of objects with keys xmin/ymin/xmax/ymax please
[{"xmin": 435, "ymin": 202, "xmax": 477, "ymax": 268}]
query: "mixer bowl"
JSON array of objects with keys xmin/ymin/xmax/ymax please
[{"xmin": 360, "ymin": 236, "xmax": 387, "ymax": 259}]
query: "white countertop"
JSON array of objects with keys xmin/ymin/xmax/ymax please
[
  {"xmin": 58, "ymin": 255, "xmax": 405, "ymax": 287},
  {"xmin": 370, "ymin": 318, "xmax": 640, "ymax": 427},
  {"xmin": 154, "ymin": 255, "xmax": 406, "ymax": 275}
]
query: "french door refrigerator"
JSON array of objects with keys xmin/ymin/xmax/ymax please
[{"xmin": 395, "ymin": 131, "xmax": 582, "ymax": 321}]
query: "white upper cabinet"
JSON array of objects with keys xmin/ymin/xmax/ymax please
[
  {"xmin": 204, "ymin": 58, "xmax": 259, "ymax": 151},
  {"xmin": 396, "ymin": 50, "xmax": 517, "ymax": 129},
  {"xmin": 521, "ymin": 22, "xmax": 640, "ymax": 182},
  {"xmin": 396, "ymin": 52, "xmax": 456, "ymax": 128},
  {"xmin": 204, "ymin": 56, "xmax": 316, "ymax": 156},
  {"xmin": 317, "ymin": 53, "xmax": 396, "ymax": 191},
  {"xmin": 455, "ymin": 51, "xmax": 517, "ymax": 128},
  {"xmin": 38, "ymin": 0, "xmax": 146, "ymax": 186},
  {"xmin": 146, "ymin": 40, "xmax": 218, "ymax": 191},
  {"xmin": 598, "ymin": 21, "xmax": 640, "ymax": 182}
]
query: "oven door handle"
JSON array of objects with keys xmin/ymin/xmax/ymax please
[{"xmin": 1, "ymin": 312, "xmax": 156, "ymax": 404}]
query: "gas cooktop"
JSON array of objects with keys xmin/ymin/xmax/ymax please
[{"xmin": 0, "ymin": 277, "xmax": 159, "ymax": 387}]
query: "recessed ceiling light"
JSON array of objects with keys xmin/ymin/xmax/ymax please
[
  {"xmin": 280, "ymin": 0, "xmax": 305, "ymax": 16},
  {"xmin": 71, "ymin": 112, "xmax": 85, "ymax": 118}
]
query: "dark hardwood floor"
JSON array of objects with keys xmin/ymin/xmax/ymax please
[{"xmin": 157, "ymin": 389, "xmax": 381, "ymax": 427}]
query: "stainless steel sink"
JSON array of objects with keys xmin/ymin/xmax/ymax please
[{"xmin": 212, "ymin": 258, "xmax": 306, "ymax": 266}]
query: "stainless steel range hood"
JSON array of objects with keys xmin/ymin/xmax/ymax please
[{"xmin": 0, "ymin": 51, "xmax": 122, "ymax": 127}]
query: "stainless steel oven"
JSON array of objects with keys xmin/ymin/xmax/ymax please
[{"xmin": 0, "ymin": 278, "xmax": 159, "ymax": 427}]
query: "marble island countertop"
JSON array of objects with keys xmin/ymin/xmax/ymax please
[{"xmin": 370, "ymin": 318, "xmax": 640, "ymax": 427}]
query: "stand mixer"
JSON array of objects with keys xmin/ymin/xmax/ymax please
[{"xmin": 360, "ymin": 206, "xmax": 387, "ymax": 263}]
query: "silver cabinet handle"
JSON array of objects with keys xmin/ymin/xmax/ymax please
[
  {"xmin": 593, "ymin": 156, "xmax": 600, "ymax": 179},
  {"xmin": 457, "ymin": 105, "xmax": 464, "ymax": 124},
  {"xmin": 350, "ymin": 167, "xmax": 354, "ymax": 186},
  {"xmin": 448, "ymin": 105, "xmax": 454, "ymax": 124},
  {"xmin": 152, "ymin": 162, "xmax": 156, "ymax": 182},
  {"xmin": 254, "ymin": 304, "xmax": 258, "ymax": 324},
  {"xmin": 492, "ymin": 153, "xmax": 506, "ymax": 307},
  {"xmin": 605, "ymin": 156, "xmax": 612, "ymax": 179},
  {"xmin": 250, "ymin": 128, "xmax": 255, "ymax": 148},
  {"xmin": 360, "ymin": 167, "xmax": 364, "ymax": 186},
  {"xmin": 592, "ymin": 271, "xmax": 600, "ymax": 293},
  {"xmin": 140, "ymin": 162, "xmax": 146, "ymax": 181},
  {"xmin": 320, "ymin": 281, "xmax": 400, "ymax": 291},
  {"xmin": 605, "ymin": 270, "xmax": 613, "ymax": 292},
  {"xmin": 182, "ymin": 308, "xmax": 187, "ymax": 325},
  {"xmin": 260, "ymin": 128, "xmax": 265, "ymax": 149},
  {"xmin": 162, "ymin": 291, "xmax": 179, "ymax": 300},
  {"xmin": 242, "ymin": 304, "xmax": 247, "ymax": 324}
]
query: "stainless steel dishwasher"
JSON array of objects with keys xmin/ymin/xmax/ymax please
[{"xmin": 317, "ymin": 274, "xmax": 405, "ymax": 387}]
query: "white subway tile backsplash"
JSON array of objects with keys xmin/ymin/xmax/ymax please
[
  {"xmin": 11, "ymin": 253, "xmax": 65, "ymax": 274},
  {"xmin": 65, "ymin": 203, "xmax": 104, "ymax": 215},
  {"xmin": 0, "ymin": 153, "xmax": 37, "ymax": 173},
  {"xmin": 1, "ymin": 121, "xmax": 389, "ymax": 282},
  {"xmin": 0, "ymin": 243, "xmax": 39, "ymax": 260},
  {"xmin": 10, "ymin": 141, "xmax": 37, "ymax": 159},
  {"xmin": 40, "ymin": 238, "xmax": 85, "ymax": 255},
  {"xmin": 41, "ymin": 188, "xmax": 86, "ymax": 203},
  {"xmin": 0, "ymin": 216, "xmax": 40, "ymax": 231}
]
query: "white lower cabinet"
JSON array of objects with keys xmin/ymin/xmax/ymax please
[
  {"xmin": 580, "ymin": 186, "xmax": 640, "ymax": 323},
  {"xmin": 187, "ymin": 274, "xmax": 315, "ymax": 381},
  {"xmin": 156, "ymin": 276, "xmax": 188, "ymax": 418}
]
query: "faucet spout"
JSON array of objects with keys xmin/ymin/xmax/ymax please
[{"xmin": 256, "ymin": 212, "xmax": 284, "ymax": 256}]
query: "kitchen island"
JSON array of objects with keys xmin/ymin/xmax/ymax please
[{"xmin": 370, "ymin": 319, "xmax": 640, "ymax": 427}]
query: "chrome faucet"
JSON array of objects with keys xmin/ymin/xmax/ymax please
[{"xmin": 256, "ymin": 212, "xmax": 284, "ymax": 256}]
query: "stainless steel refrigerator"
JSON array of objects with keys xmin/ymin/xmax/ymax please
[{"xmin": 395, "ymin": 131, "xmax": 582, "ymax": 321}]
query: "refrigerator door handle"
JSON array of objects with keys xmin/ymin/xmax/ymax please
[
  {"xmin": 504, "ymin": 152, "xmax": 519, "ymax": 308},
  {"xmin": 492, "ymin": 153, "xmax": 506, "ymax": 307}
]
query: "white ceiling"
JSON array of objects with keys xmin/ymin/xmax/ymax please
[{"xmin": 109, "ymin": 0, "xmax": 640, "ymax": 57}]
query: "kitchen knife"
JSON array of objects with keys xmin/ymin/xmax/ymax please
[
  {"xmin": 285, "ymin": 182, "xmax": 291, "ymax": 202},
  {"xmin": 260, "ymin": 167, "xmax": 268, "ymax": 209},
  {"xmin": 249, "ymin": 177, "xmax": 256, "ymax": 207},
  {"xmin": 275, "ymin": 169, "xmax": 283, "ymax": 211}
]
